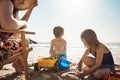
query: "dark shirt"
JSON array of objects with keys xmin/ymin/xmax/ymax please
[{"xmin": 93, "ymin": 51, "xmax": 114, "ymax": 65}]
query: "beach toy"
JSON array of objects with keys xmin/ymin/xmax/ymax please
[
  {"xmin": 59, "ymin": 59, "xmax": 71, "ymax": 70},
  {"xmin": 37, "ymin": 57, "xmax": 57, "ymax": 68}
]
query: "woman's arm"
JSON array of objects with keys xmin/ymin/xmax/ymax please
[{"xmin": 21, "ymin": 0, "xmax": 38, "ymax": 21}]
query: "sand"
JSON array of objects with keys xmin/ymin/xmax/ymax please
[{"xmin": 0, "ymin": 48, "xmax": 120, "ymax": 80}]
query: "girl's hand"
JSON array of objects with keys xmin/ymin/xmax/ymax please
[
  {"xmin": 78, "ymin": 66, "xmax": 82, "ymax": 71},
  {"xmin": 77, "ymin": 73, "xmax": 85, "ymax": 79},
  {"xmin": 78, "ymin": 61, "xmax": 82, "ymax": 71}
]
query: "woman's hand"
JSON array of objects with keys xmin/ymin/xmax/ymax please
[{"xmin": 29, "ymin": 0, "xmax": 38, "ymax": 9}]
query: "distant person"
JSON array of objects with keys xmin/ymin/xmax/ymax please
[
  {"xmin": 78, "ymin": 29, "xmax": 114, "ymax": 80},
  {"xmin": 49, "ymin": 26, "xmax": 67, "ymax": 60}
]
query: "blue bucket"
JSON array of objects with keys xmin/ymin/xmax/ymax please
[{"xmin": 59, "ymin": 59, "xmax": 71, "ymax": 70}]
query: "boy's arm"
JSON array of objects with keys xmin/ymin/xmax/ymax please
[{"xmin": 49, "ymin": 41, "xmax": 54, "ymax": 57}]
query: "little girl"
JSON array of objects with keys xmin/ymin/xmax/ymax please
[{"xmin": 78, "ymin": 29, "xmax": 114, "ymax": 80}]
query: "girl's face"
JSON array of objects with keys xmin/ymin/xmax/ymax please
[{"xmin": 81, "ymin": 38, "xmax": 90, "ymax": 49}]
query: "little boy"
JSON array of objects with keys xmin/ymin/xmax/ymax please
[{"xmin": 49, "ymin": 26, "xmax": 67, "ymax": 60}]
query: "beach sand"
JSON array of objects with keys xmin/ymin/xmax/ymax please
[{"xmin": 0, "ymin": 47, "xmax": 120, "ymax": 80}]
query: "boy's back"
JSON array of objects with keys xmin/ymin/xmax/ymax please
[
  {"xmin": 49, "ymin": 26, "xmax": 67, "ymax": 59},
  {"xmin": 51, "ymin": 38, "xmax": 66, "ymax": 55}
]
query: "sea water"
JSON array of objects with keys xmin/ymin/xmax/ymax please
[{"xmin": 28, "ymin": 42, "xmax": 120, "ymax": 65}]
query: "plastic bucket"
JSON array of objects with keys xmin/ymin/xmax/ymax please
[
  {"xmin": 37, "ymin": 58, "xmax": 57, "ymax": 68},
  {"xmin": 59, "ymin": 59, "xmax": 71, "ymax": 70}
]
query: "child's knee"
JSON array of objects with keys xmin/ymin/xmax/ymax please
[
  {"xmin": 82, "ymin": 56, "xmax": 95, "ymax": 67},
  {"xmin": 93, "ymin": 69, "xmax": 110, "ymax": 79},
  {"xmin": 93, "ymin": 72, "xmax": 102, "ymax": 79}
]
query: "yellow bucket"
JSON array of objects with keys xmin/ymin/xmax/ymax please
[{"xmin": 37, "ymin": 58, "xmax": 57, "ymax": 68}]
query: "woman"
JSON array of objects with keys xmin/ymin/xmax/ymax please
[
  {"xmin": 0, "ymin": 0, "xmax": 38, "ymax": 73},
  {"xmin": 11, "ymin": 0, "xmax": 38, "ymax": 73}
]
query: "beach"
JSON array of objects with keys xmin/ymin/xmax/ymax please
[{"xmin": 0, "ymin": 42, "xmax": 120, "ymax": 80}]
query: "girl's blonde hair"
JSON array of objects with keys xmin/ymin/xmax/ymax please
[{"xmin": 81, "ymin": 29, "xmax": 100, "ymax": 52}]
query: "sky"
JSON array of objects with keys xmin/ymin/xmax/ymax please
[{"xmin": 20, "ymin": 0, "xmax": 120, "ymax": 43}]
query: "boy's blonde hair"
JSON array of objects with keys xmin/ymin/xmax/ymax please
[{"xmin": 53, "ymin": 26, "xmax": 64, "ymax": 38}]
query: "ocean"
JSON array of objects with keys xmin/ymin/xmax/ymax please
[{"xmin": 28, "ymin": 42, "xmax": 120, "ymax": 65}]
